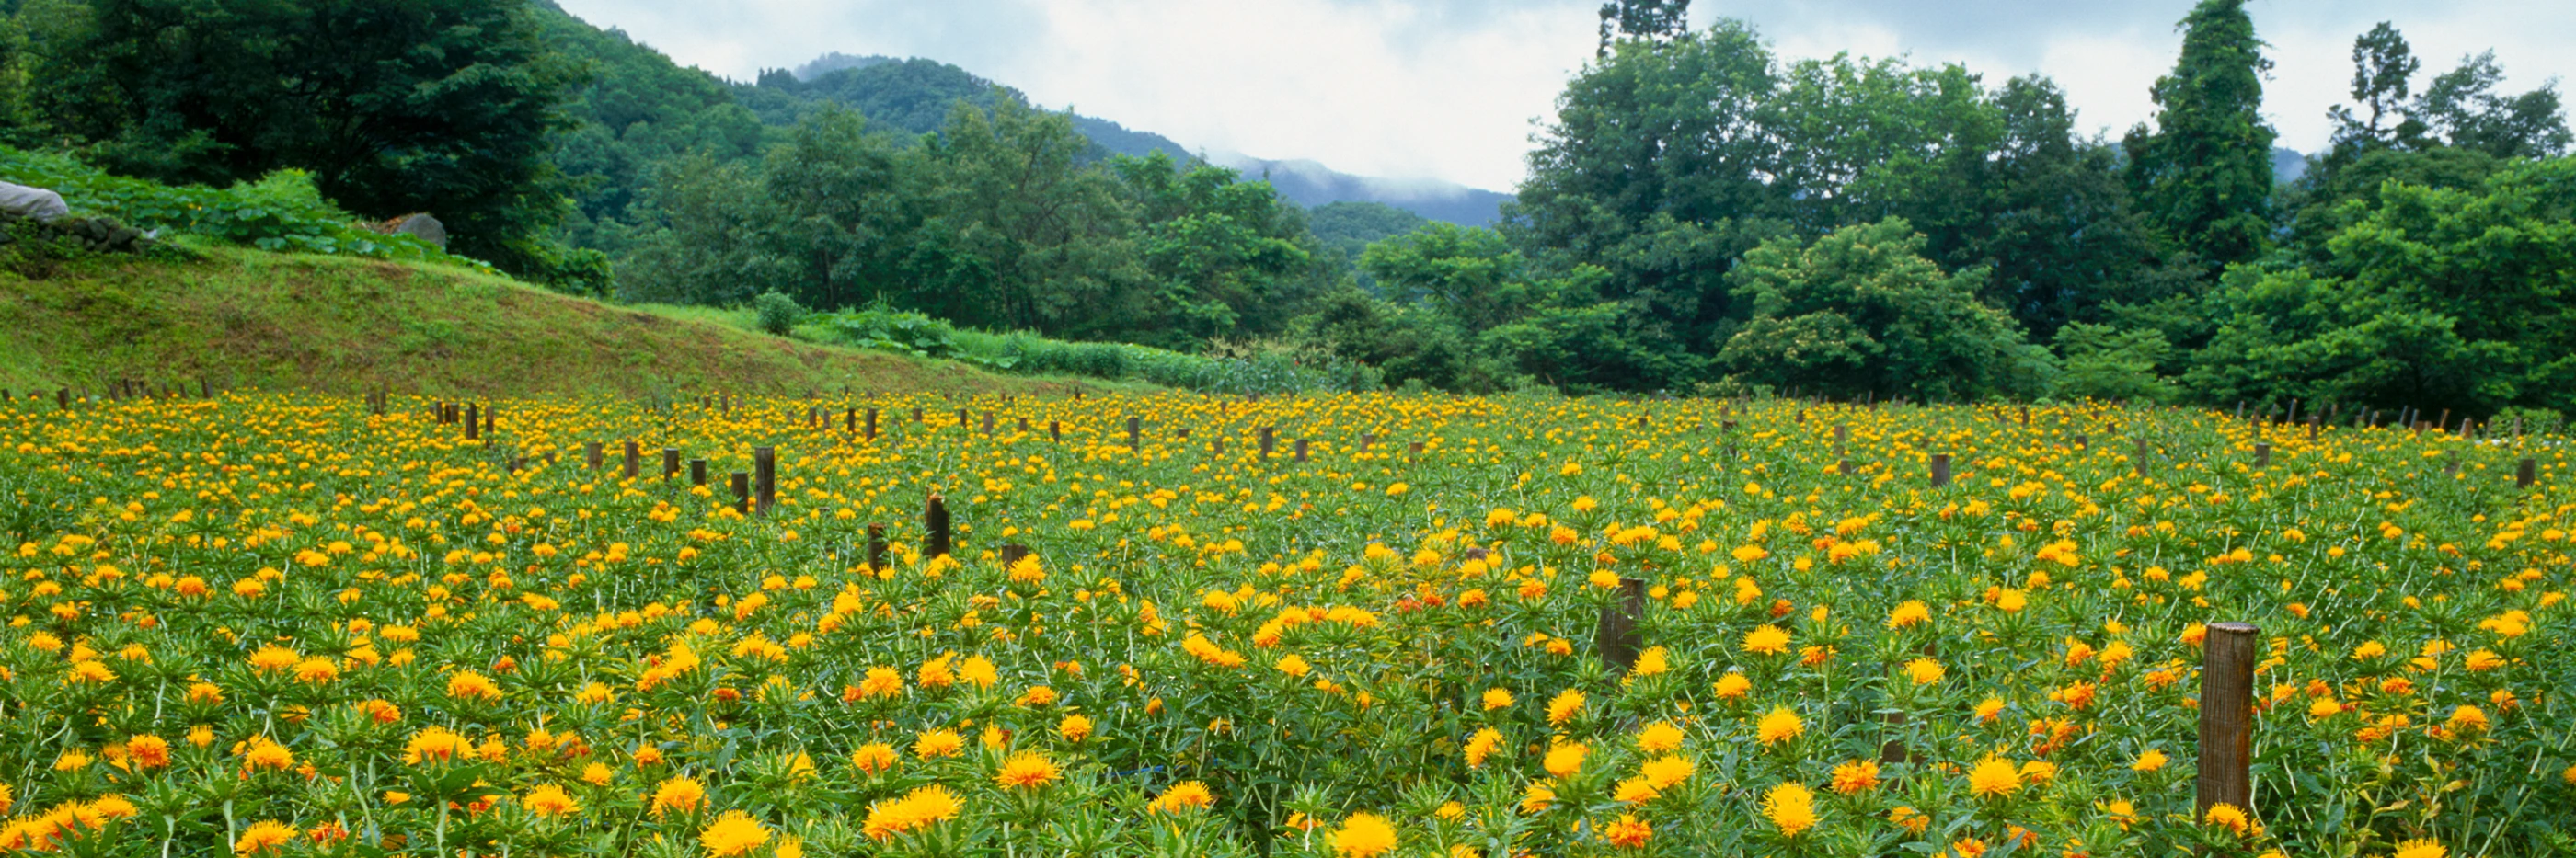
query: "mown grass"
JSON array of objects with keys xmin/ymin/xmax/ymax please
[{"xmin": 0, "ymin": 241, "xmax": 1115, "ymax": 399}]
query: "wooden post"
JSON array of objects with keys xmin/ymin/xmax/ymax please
[
  {"xmin": 2519, "ymin": 458, "xmax": 2537, "ymax": 489},
  {"xmin": 623, "ymin": 440, "xmax": 639, "ymax": 480},
  {"xmin": 663, "ymin": 448, "xmax": 680, "ymax": 481},
  {"xmin": 2307, "ymin": 416, "xmax": 2319, "ymax": 440},
  {"xmin": 730, "ymin": 473, "xmax": 750, "ymax": 515},
  {"xmin": 2073, "ymin": 433, "xmax": 2088, "ymax": 450},
  {"xmin": 1595, "ymin": 577, "xmax": 1647, "ymax": 671},
  {"xmin": 866, "ymin": 523, "xmax": 887, "ymax": 572},
  {"xmin": 912, "ymin": 406, "xmax": 924, "ymax": 424},
  {"xmin": 1294, "ymin": 439, "xmax": 1309, "ymax": 463},
  {"xmin": 2133, "ymin": 439, "xmax": 2148, "ymax": 475},
  {"xmin": 925, "ymin": 495, "xmax": 952, "ymax": 558},
  {"xmin": 1409, "ymin": 441, "xmax": 1425, "ymax": 454},
  {"xmin": 982, "ymin": 412, "xmax": 994, "ymax": 435},
  {"xmin": 1127, "ymin": 416, "xmax": 1141, "ymax": 450},
  {"xmin": 2196, "ymin": 622, "xmax": 2260, "ymax": 819},
  {"xmin": 586, "ymin": 441, "xmax": 603, "ymax": 471},
  {"xmin": 867, "ymin": 407, "xmax": 880, "ymax": 441},
  {"xmin": 1837, "ymin": 459, "xmax": 1853, "ymax": 476},
  {"xmin": 2253, "ymin": 442, "xmax": 2271, "ymax": 469},
  {"xmin": 690, "ymin": 459, "xmax": 707, "ymax": 487},
  {"xmin": 846, "ymin": 408, "xmax": 857, "ymax": 434},
  {"xmin": 753, "ymin": 447, "xmax": 776, "ymax": 516},
  {"xmin": 1930, "ymin": 453, "xmax": 1951, "ymax": 487},
  {"xmin": 465, "ymin": 404, "xmax": 480, "ymax": 440},
  {"xmin": 1049, "ymin": 420, "xmax": 1062, "ymax": 443},
  {"xmin": 1260, "ymin": 428, "xmax": 1276, "ymax": 458},
  {"xmin": 999, "ymin": 543, "xmax": 1032, "ymax": 566}
]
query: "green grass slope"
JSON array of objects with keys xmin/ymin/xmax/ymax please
[{"xmin": 0, "ymin": 243, "xmax": 1101, "ymax": 398}]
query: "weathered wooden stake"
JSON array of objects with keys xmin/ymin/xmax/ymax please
[
  {"xmin": 753, "ymin": 447, "xmax": 776, "ymax": 515},
  {"xmin": 586, "ymin": 441, "xmax": 604, "ymax": 471},
  {"xmin": 1049, "ymin": 420, "xmax": 1062, "ymax": 443},
  {"xmin": 2253, "ymin": 442, "xmax": 2271, "ymax": 469},
  {"xmin": 1294, "ymin": 439, "xmax": 1309, "ymax": 463},
  {"xmin": 2519, "ymin": 458, "xmax": 2537, "ymax": 489},
  {"xmin": 2196, "ymin": 622, "xmax": 2260, "ymax": 819},
  {"xmin": 1260, "ymin": 427, "xmax": 1276, "ymax": 458},
  {"xmin": 866, "ymin": 523, "xmax": 887, "ymax": 571},
  {"xmin": 690, "ymin": 459, "xmax": 707, "ymax": 487},
  {"xmin": 999, "ymin": 543, "xmax": 1033, "ymax": 566},
  {"xmin": 1930, "ymin": 453, "xmax": 1951, "ymax": 487},
  {"xmin": 1127, "ymin": 416, "xmax": 1141, "ymax": 450},
  {"xmin": 623, "ymin": 440, "xmax": 639, "ymax": 480},
  {"xmin": 465, "ymin": 404, "xmax": 480, "ymax": 440},
  {"xmin": 925, "ymin": 495, "xmax": 952, "ymax": 558},
  {"xmin": 730, "ymin": 473, "xmax": 750, "ymax": 515},
  {"xmin": 867, "ymin": 407, "xmax": 880, "ymax": 440},
  {"xmin": 1595, "ymin": 577, "xmax": 1647, "ymax": 671},
  {"xmin": 663, "ymin": 448, "xmax": 680, "ymax": 481}
]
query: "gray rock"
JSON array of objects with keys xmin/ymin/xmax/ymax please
[
  {"xmin": 0, "ymin": 182, "xmax": 67, "ymax": 222},
  {"xmin": 395, "ymin": 213, "xmax": 446, "ymax": 248}
]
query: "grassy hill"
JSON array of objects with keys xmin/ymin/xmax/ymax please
[{"xmin": 0, "ymin": 242, "xmax": 1104, "ymax": 399}]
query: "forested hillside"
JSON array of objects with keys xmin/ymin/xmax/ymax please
[{"xmin": 0, "ymin": 0, "xmax": 2569, "ymax": 420}]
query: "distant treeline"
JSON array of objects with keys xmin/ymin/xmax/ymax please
[{"xmin": 0, "ymin": 0, "xmax": 2569, "ymax": 418}]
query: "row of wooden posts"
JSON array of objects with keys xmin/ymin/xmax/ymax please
[{"xmin": 2, "ymin": 378, "xmax": 218, "ymax": 407}]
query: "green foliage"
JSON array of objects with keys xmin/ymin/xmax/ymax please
[
  {"xmin": 38, "ymin": 0, "xmax": 578, "ymax": 277},
  {"xmin": 621, "ymin": 103, "xmax": 1328, "ymax": 354},
  {"xmin": 2122, "ymin": 0, "xmax": 2278, "ymax": 267},
  {"xmin": 0, "ymin": 145, "xmax": 457, "ymax": 263},
  {"xmin": 2053, "ymin": 322, "xmax": 2178, "ymax": 403},
  {"xmin": 753, "ymin": 291, "xmax": 805, "ymax": 336},
  {"xmin": 816, "ymin": 303, "xmax": 1374, "ymax": 395},
  {"xmin": 1715, "ymin": 219, "xmax": 2039, "ymax": 400},
  {"xmin": 1513, "ymin": 21, "xmax": 2163, "ymax": 388},
  {"xmin": 825, "ymin": 303, "xmax": 960, "ymax": 359},
  {"xmin": 1305, "ymin": 201, "xmax": 1428, "ymax": 282},
  {"xmin": 2190, "ymin": 156, "xmax": 2576, "ymax": 416},
  {"xmin": 532, "ymin": 4, "xmax": 765, "ymax": 253}
]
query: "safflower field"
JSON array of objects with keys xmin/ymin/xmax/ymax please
[{"xmin": 0, "ymin": 390, "xmax": 2566, "ymax": 858}]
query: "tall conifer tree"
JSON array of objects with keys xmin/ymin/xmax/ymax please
[{"xmin": 2123, "ymin": 0, "xmax": 2276, "ymax": 267}]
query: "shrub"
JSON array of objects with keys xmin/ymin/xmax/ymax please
[
  {"xmin": 824, "ymin": 303, "xmax": 960, "ymax": 358},
  {"xmin": 753, "ymin": 291, "xmax": 806, "ymax": 336}
]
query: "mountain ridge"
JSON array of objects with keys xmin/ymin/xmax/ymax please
[{"xmin": 764, "ymin": 52, "xmax": 1510, "ymax": 225}]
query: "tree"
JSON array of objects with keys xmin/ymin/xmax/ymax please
[
  {"xmin": 1971, "ymin": 76, "xmax": 2167, "ymax": 338},
  {"xmin": 2122, "ymin": 0, "xmax": 2277, "ymax": 267},
  {"xmin": 2413, "ymin": 52, "xmax": 2570, "ymax": 160},
  {"xmin": 41, "ymin": 0, "xmax": 579, "ymax": 275},
  {"xmin": 2325, "ymin": 23, "xmax": 2424, "ymax": 157},
  {"xmin": 1512, "ymin": 20, "xmax": 1792, "ymax": 390},
  {"xmin": 1715, "ymin": 219, "xmax": 2039, "ymax": 400},
  {"xmin": 2288, "ymin": 28, "xmax": 2567, "ymax": 259},
  {"xmin": 2188, "ymin": 156, "xmax": 2576, "ymax": 416},
  {"xmin": 1596, "ymin": 0, "xmax": 1689, "ymax": 56},
  {"xmin": 1113, "ymin": 153, "xmax": 1321, "ymax": 349}
]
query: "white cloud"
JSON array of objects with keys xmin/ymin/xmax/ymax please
[{"xmin": 553, "ymin": 0, "xmax": 2575, "ymax": 192}]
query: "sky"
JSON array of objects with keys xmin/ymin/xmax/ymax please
[{"xmin": 552, "ymin": 0, "xmax": 2575, "ymax": 192}]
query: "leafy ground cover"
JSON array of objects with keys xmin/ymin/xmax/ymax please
[{"xmin": 0, "ymin": 393, "xmax": 2564, "ymax": 857}]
